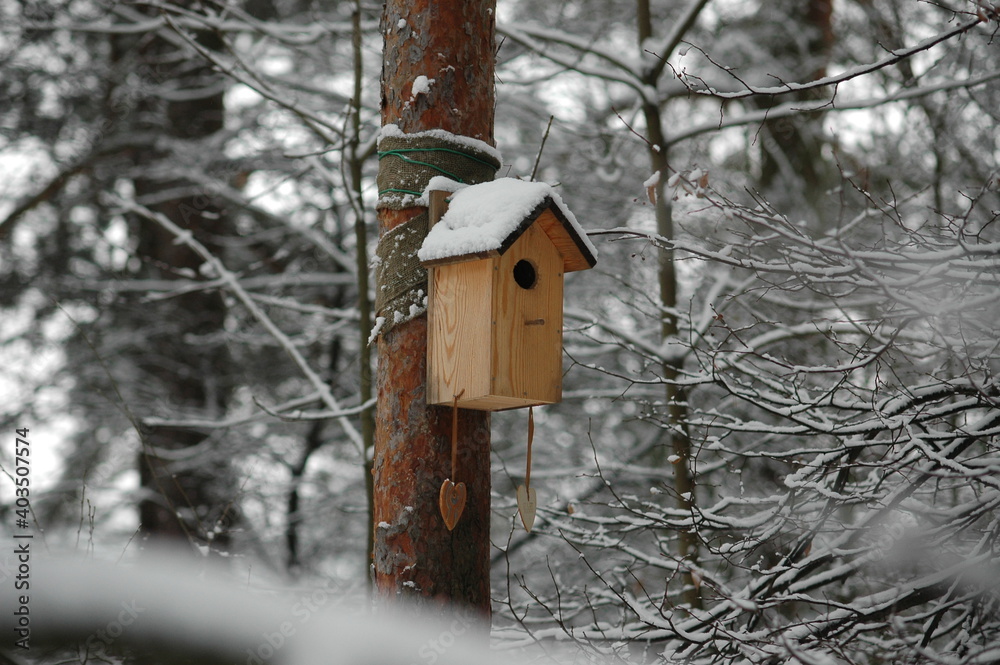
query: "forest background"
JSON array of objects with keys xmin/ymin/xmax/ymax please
[{"xmin": 1, "ymin": 0, "xmax": 999, "ymax": 663}]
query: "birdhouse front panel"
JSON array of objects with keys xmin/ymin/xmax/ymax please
[
  {"xmin": 425, "ymin": 223, "xmax": 563, "ymax": 410},
  {"xmin": 489, "ymin": 221, "xmax": 563, "ymax": 409},
  {"xmin": 425, "ymin": 258, "xmax": 494, "ymax": 408}
]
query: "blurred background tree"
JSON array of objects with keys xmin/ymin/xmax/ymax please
[{"xmin": 2, "ymin": 0, "xmax": 998, "ymax": 662}]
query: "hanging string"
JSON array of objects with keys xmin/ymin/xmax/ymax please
[
  {"xmin": 451, "ymin": 389, "xmax": 465, "ymax": 479},
  {"xmin": 525, "ymin": 406, "xmax": 534, "ymax": 490},
  {"xmin": 439, "ymin": 389, "xmax": 468, "ymax": 532}
]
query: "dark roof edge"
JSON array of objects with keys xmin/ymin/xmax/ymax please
[{"xmin": 496, "ymin": 196, "xmax": 597, "ymax": 270}]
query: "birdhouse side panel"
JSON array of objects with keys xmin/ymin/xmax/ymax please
[
  {"xmin": 426, "ymin": 260, "xmax": 494, "ymax": 407},
  {"xmin": 535, "ymin": 207, "xmax": 596, "ymax": 273},
  {"xmin": 491, "ymin": 223, "xmax": 564, "ymax": 406}
]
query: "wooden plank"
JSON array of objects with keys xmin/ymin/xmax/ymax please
[
  {"xmin": 491, "ymin": 223, "xmax": 563, "ymax": 405},
  {"xmin": 535, "ymin": 208, "xmax": 596, "ymax": 273},
  {"xmin": 428, "ymin": 189, "xmax": 449, "ymax": 229},
  {"xmin": 420, "ymin": 248, "xmax": 500, "ymax": 268},
  {"xmin": 426, "ymin": 259, "xmax": 493, "ymax": 406},
  {"xmin": 460, "ymin": 394, "xmax": 557, "ymax": 410}
]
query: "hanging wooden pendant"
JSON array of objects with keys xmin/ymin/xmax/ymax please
[
  {"xmin": 516, "ymin": 485, "xmax": 536, "ymax": 532},
  {"xmin": 516, "ymin": 407, "xmax": 537, "ymax": 532},
  {"xmin": 440, "ymin": 391, "xmax": 467, "ymax": 531},
  {"xmin": 439, "ymin": 479, "xmax": 466, "ymax": 531}
]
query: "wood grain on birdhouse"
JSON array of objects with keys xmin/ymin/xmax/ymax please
[
  {"xmin": 426, "ymin": 222, "xmax": 563, "ymax": 410},
  {"xmin": 490, "ymin": 222, "xmax": 563, "ymax": 408},
  {"xmin": 421, "ymin": 179, "xmax": 596, "ymax": 411},
  {"xmin": 426, "ymin": 257, "xmax": 493, "ymax": 407}
]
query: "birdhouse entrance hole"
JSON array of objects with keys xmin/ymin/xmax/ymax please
[
  {"xmin": 419, "ymin": 178, "xmax": 598, "ymax": 410},
  {"xmin": 513, "ymin": 260, "xmax": 537, "ymax": 290}
]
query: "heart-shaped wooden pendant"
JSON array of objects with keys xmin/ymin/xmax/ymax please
[
  {"xmin": 516, "ymin": 484, "xmax": 537, "ymax": 532},
  {"xmin": 439, "ymin": 478, "xmax": 467, "ymax": 531}
]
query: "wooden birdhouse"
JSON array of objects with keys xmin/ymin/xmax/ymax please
[{"xmin": 418, "ymin": 178, "xmax": 597, "ymax": 411}]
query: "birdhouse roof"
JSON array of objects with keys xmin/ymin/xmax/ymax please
[{"xmin": 417, "ymin": 178, "xmax": 598, "ymax": 272}]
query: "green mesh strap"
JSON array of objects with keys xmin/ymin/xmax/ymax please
[
  {"xmin": 374, "ymin": 211, "xmax": 429, "ymax": 329},
  {"xmin": 376, "ymin": 134, "xmax": 500, "ymax": 211},
  {"xmin": 373, "ymin": 132, "xmax": 500, "ymax": 338}
]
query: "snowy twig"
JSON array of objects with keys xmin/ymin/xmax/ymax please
[
  {"xmin": 104, "ymin": 194, "xmax": 366, "ymax": 456},
  {"xmin": 666, "ymin": 68, "xmax": 1000, "ymax": 147},
  {"xmin": 680, "ymin": 17, "xmax": 982, "ymax": 99}
]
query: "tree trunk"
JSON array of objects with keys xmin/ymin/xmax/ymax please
[
  {"xmin": 348, "ymin": 0, "xmax": 377, "ymax": 590},
  {"xmin": 109, "ymin": 13, "xmax": 235, "ymax": 551},
  {"xmin": 756, "ymin": 0, "xmax": 836, "ymax": 222},
  {"xmin": 372, "ymin": 0, "xmax": 496, "ymax": 614},
  {"xmin": 637, "ymin": 0, "xmax": 701, "ymax": 610}
]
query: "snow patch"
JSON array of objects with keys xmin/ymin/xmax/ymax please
[
  {"xmin": 424, "ymin": 176, "xmax": 467, "ymax": 195},
  {"xmin": 367, "ymin": 316, "xmax": 386, "ymax": 345},
  {"xmin": 659, "ymin": 335, "xmax": 687, "ymax": 362},
  {"xmin": 411, "ymin": 75, "xmax": 434, "ymax": 97}
]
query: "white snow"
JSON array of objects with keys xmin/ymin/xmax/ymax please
[
  {"xmin": 367, "ymin": 316, "xmax": 386, "ymax": 345},
  {"xmin": 658, "ymin": 335, "xmax": 686, "ymax": 362},
  {"xmin": 411, "ymin": 75, "xmax": 434, "ymax": 97},
  {"xmin": 642, "ymin": 171, "xmax": 660, "ymax": 189},
  {"xmin": 417, "ymin": 178, "xmax": 598, "ymax": 263},
  {"xmin": 396, "ymin": 18, "xmax": 406, "ymax": 29},
  {"xmin": 424, "ymin": 176, "xmax": 467, "ymax": 195}
]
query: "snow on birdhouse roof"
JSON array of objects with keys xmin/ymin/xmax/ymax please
[{"xmin": 417, "ymin": 178, "xmax": 598, "ymax": 272}]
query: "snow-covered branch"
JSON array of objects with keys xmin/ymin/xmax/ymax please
[
  {"xmin": 677, "ymin": 17, "xmax": 983, "ymax": 99},
  {"xmin": 105, "ymin": 195, "xmax": 365, "ymax": 455}
]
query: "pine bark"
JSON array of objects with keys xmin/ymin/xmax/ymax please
[{"xmin": 373, "ymin": 0, "xmax": 496, "ymax": 614}]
